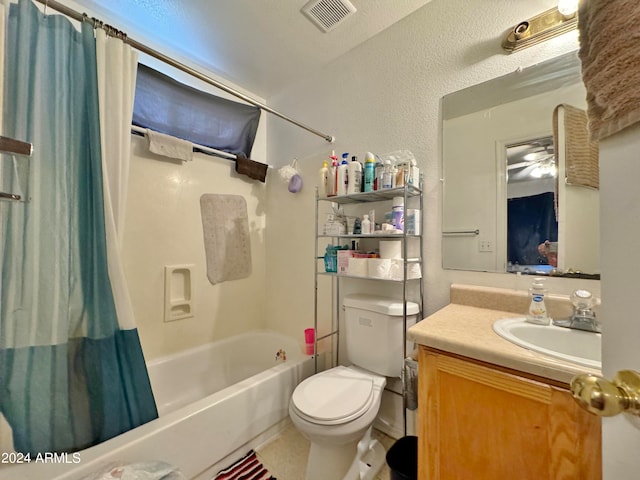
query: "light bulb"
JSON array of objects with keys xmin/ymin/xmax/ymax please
[
  {"xmin": 530, "ymin": 166, "xmax": 543, "ymax": 178},
  {"xmin": 558, "ymin": 0, "xmax": 578, "ymax": 17},
  {"xmin": 530, "ymin": 161, "xmax": 556, "ymax": 178}
]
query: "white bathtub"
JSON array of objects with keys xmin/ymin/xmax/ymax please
[{"xmin": 3, "ymin": 330, "xmax": 314, "ymax": 480}]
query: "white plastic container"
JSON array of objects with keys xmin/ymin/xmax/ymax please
[
  {"xmin": 361, "ymin": 214, "xmax": 371, "ymax": 234},
  {"xmin": 343, "ymin": 294, "xmax": 419, "ymax": 377}
]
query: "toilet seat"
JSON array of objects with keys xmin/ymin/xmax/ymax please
[{"xmin": 291, "ymin": 366, "xmax": 379, "ymax": 426}]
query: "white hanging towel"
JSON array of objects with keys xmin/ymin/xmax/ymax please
[{"xmin": 146, "ymin": 128, "xmax": 193, "ymax": 162}]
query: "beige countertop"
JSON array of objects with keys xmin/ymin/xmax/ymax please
[{"xmin": 408, "ymin": 285, "xmax": 601, "ymax": 385}]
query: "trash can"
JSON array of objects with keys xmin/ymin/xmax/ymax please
[{"xmin": 386, "ymin": 435, "xmax": 418, "ymax": 480}]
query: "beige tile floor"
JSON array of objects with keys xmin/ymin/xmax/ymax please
[{"xmin": 256, "ymin": 422, "xmax": 396, "ymax": 480}]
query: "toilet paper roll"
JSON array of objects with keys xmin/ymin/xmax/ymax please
[
  {"xmin": 388, "ymin": 259, "xmax": 402, "ymax": 281},
  {"xmin": 368, "ymin": 258, "xmax": 392, "ymax": 279},
  {"xmin": 388, "ymin": 260, "xmax": 423, "ymax": 280},
  {"xmin": 347, "ymin": 258, "xmax": 368, "ymax": 277},
  {"xmin": 408, "ymin": 262, "xmax": 422, "ymax": 279},
  {"xmin": 380, "ymin": 240, "xmax": 402, "ymax": 259}
]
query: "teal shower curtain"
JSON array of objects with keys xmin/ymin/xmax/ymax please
[{"xmin": 0, "ymin": 0, "xmax": 157, "ymax": 454}]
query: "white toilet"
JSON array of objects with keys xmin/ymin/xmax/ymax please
[{"xmin": 289, "ymin": 294, "xmax": 419, "ymax": 480}]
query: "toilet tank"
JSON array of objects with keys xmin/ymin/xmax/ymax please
[{"xmin": 343, "ymin": 294, "xmax": 419, "ymax": 377}]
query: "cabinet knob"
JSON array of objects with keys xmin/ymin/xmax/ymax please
[{"xmin": 570, "ymin": 370, "xmax": 640, "ymax": 417}]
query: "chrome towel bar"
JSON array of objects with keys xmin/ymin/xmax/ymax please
[{"xmin": 442, "ymin": 229, "xmax": 480, "ymax": 236}]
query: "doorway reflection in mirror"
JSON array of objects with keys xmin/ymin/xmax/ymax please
[{"xmin": 506, "ymin": 137, "xmax": 558, "ymax": 275}]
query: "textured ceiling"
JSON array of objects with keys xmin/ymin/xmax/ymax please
[{"xmin": 65, "ymin": 0, "xmax": 431, "ymax": 99}]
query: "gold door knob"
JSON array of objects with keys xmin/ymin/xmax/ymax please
[{"xmin": 570, "ymin": 370, "xmax": 640, "ymax": 417}]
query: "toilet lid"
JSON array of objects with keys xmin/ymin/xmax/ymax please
[{"xmin": 291, "ymin": 367, "xmax": 375, "ymax": 425}]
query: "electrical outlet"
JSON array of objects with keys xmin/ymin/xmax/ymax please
[{"xmin": 479, "ymin": 240, "xmax": 494, "ymax": 252}]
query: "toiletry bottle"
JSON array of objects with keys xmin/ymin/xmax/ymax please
[
  {"xmin": 361, "ymin": 214, "xmax": 371, "ymax": 235},
  {"xmin": 392, "ymin": 197, "xmax": 404, "ymax": 231},
  {"xmin": 395, "ymin": 161, "xmax": 406, "ymax": 187},
  {"xmin": 526, "ymin": 277, "xmax": 550, "ymax": 325},
  {"xmin": 318, "ymin": 161, "xmax": 329, "ymax": 197},
  {"xmin": 353, "ymin": 217, "xmax": 362, "ymax": 234},
  {"xmin": 328, "ymin": 151, "xmax": 338, "ymax": 197},
  {"xmin": 347, "ymin": 155, "xmax": 362, "ymax": 194},
  {"xmin": 374, "ymin": 156, "xmax": 384, "ymax": 191},
  {"xmin": 409, "ymin": 158, "xmax": 419, "ymax": 186},
  {"xmin": 337, "ymin": 158, "xmax": 349, "ymax": 196},
  {"xmin": 382, "ymin": 159, "xmax": 393, "ymax": 189},
  {"xmin": 391, "ymin": 161, "xmax": 398, "ymax": 188},
  {"xmin": 363, "ymin": 152, "xmax": 376, "ymax": 192}
]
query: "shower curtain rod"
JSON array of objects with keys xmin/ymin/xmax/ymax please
[{"xmin": 32, "ymin": 0, "xmax": 335, "ymax": 144}]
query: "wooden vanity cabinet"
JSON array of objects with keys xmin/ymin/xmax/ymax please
[{"xmin": 417, "ymin": 346, "xmax": 602, "ymax": 480}]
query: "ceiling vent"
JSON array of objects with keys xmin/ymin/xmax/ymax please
[{"xmin": 302, "ymin": 0, "xmax": 357, "ymax": 33}]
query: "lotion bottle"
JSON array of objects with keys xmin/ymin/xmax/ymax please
[
  {"xmin": 361, "ymin": 214, "xmax": 371, "ymax": 235},
  {"xmin": 337, "ymin": 159, "xmax": 348, "ymax": 196},
  {"xmin": 318, "ymin": 161, "xmax": 329, "ymax": 197},
  {"xmin": 347, "ymin": 156, "xmax": 362, "ymax": 194},
  {"xmin": 526, "ymin": 277, "xmax": 550, "ymax": 325}
]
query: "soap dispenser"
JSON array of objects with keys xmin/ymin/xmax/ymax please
[{"xmin": 526, "ymin": 277, "xmax": 550, "ymax": 325}]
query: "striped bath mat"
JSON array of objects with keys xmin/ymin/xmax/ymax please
[{"xmin": 213, "ymin": 450, "xmax": 276, "ymax": 480}]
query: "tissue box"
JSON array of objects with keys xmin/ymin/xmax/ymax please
[
  {"xmin": 406, "ymin": 209, "xmax": 421, "ymax": 235},
  {"xmin": 337, "ymin": 250, "xmax": 356, "ymax": 274},
  {"xmin": 323, "ymin": 220, "xmax": 346, "ymax": 236}
]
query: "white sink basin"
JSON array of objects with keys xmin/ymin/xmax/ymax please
[{"xmin": 492, "ymin": 317, "xmax": 601, "ymax": 369}]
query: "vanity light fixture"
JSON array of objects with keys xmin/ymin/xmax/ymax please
[{"xmin": 502, "ymin": 0, "xmax": 579, "ymax": 52}]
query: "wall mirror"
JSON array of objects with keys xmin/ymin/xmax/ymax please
[{"xmin": 442, "ymin": 51, "xmax": 600, "ymax": 279}]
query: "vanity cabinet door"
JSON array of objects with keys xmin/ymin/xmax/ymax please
[{"xmin": 418, "ymin": 347, "xmax": 601, "ymax": 480}]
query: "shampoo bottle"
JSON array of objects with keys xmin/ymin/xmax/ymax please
[
  {"xmin": 337, "ymin": 159, "xmax": 349, "ymax": 196},
  {"xmin": 526, "ymin": 277, "xmax": 550, "ymax": 325}
]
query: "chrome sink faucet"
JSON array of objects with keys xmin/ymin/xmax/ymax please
[{"xmin": 553, "ymin": 289, "xmax": 601, "ymax": 333}]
